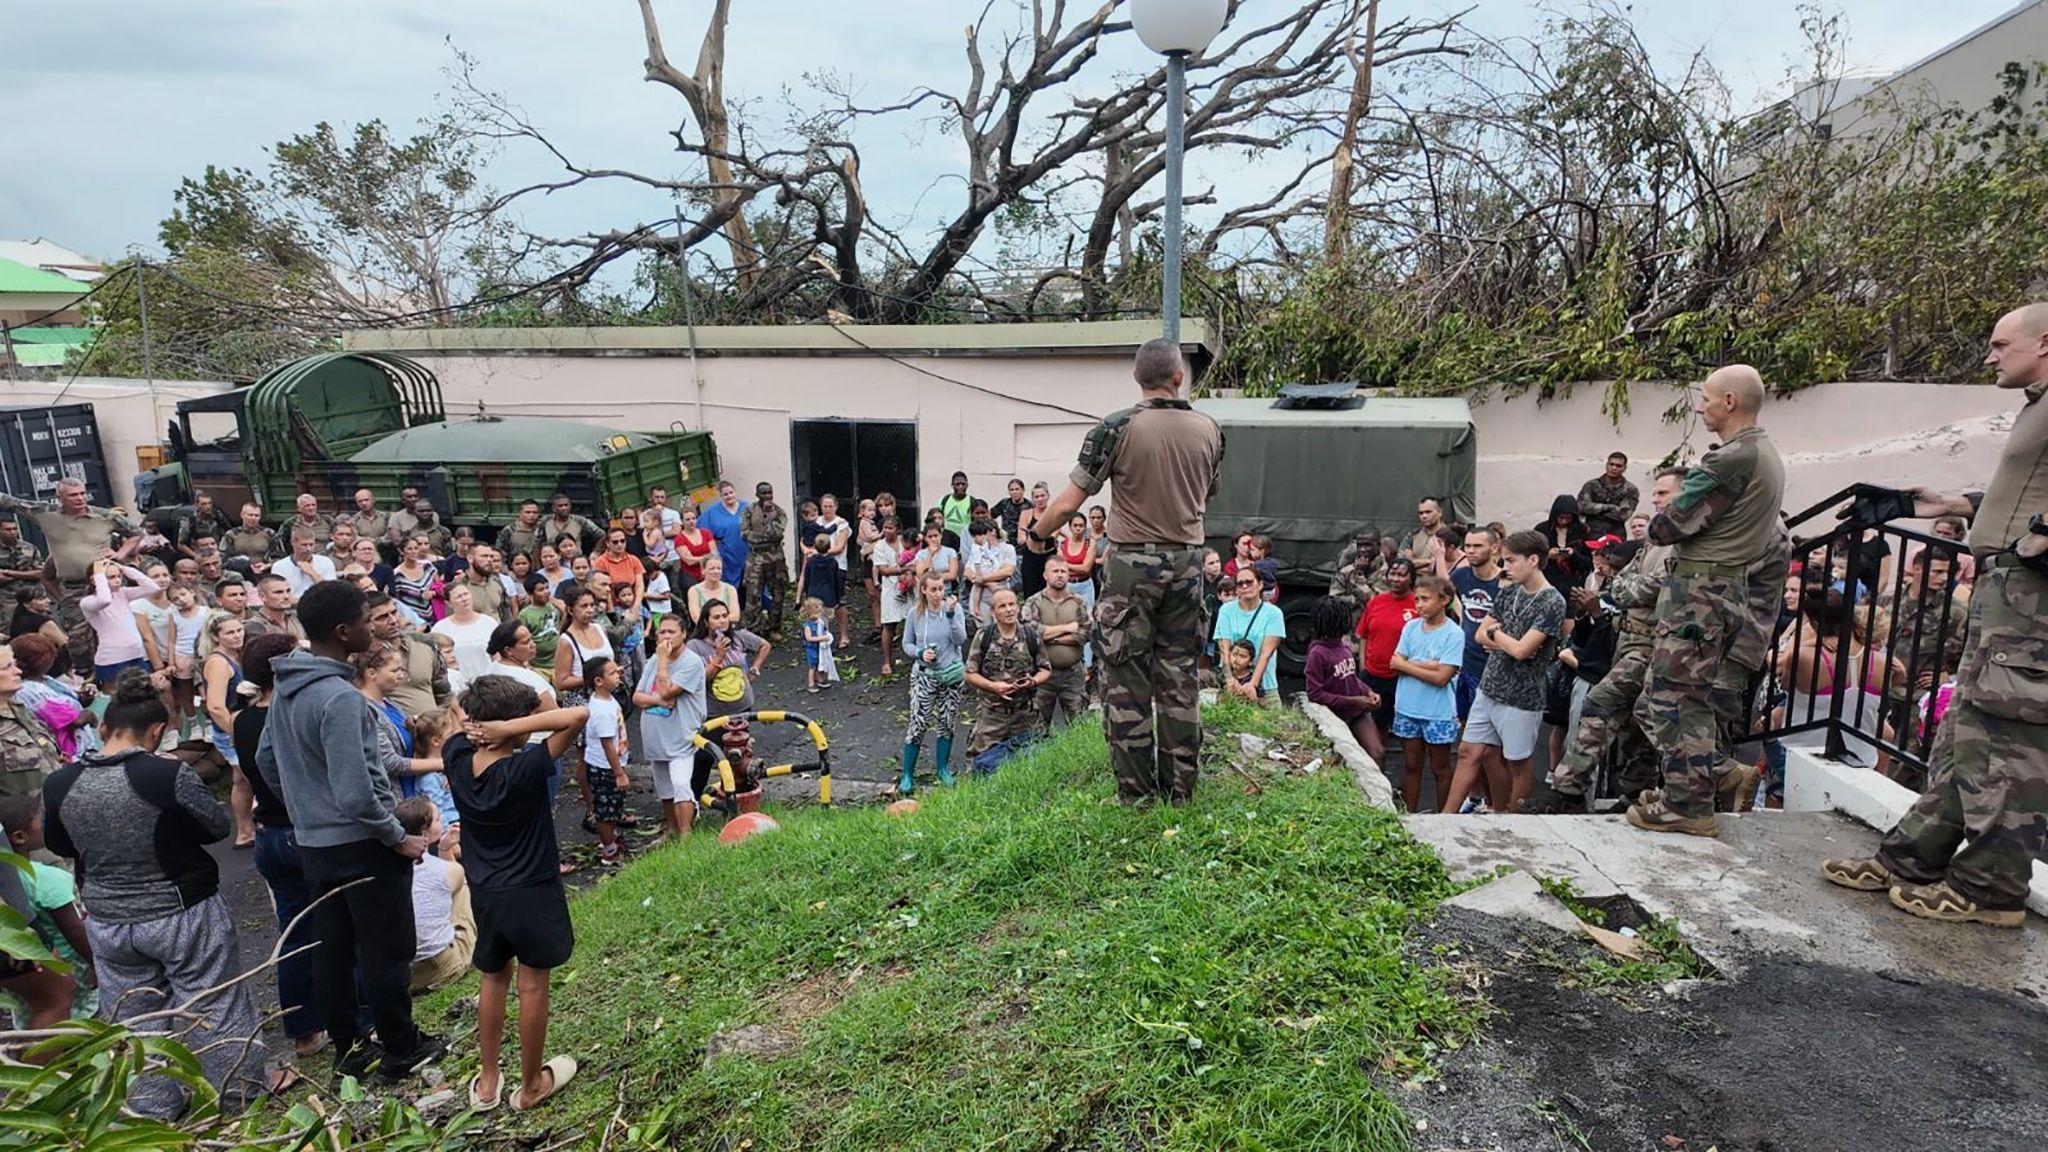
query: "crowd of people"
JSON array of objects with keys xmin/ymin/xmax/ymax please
[
  {"xmin": 1, "ymin": 303, "xmax": 2042, "ymax": 1116},
  {"xmin": 1291, "ymin": 451, "xmax": 1977, "ymax": 820},
  {"xmin": 0, "ymin": 467, "xmax": 1131, "ymax": 1114}
]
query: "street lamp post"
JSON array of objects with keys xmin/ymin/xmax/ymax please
[{"xmin": 1131, "ymin": 0, "xmax": 1229, "ymax": 347}]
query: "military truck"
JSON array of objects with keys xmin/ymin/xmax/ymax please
[
  {"xmin": 140, "ymin": 351, "xmax": 720, "ymax": 528},
  {"xmin": 1196, "ymin": 387, "xmax": 1477, "ymax": 675}
]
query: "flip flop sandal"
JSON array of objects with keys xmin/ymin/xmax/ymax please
[
  {"xmin": 469, "ymin": 1072, "xmax": 502, "ymax": 1113},
  {"xmin": 267, "ymin": 1067, "xmax": 305, "ymax": 1096},
  {"xmin": 510, "ymin": 1055, "xmax": 578, "ymax": 1112}
]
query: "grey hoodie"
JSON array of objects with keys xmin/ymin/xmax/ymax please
[{"xmin": 256, "ymin": 650, "xmax": 404, "ymax": 849}]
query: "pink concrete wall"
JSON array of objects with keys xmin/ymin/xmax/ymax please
[
  {"xmin": 407, "ymin": 351, "xmax": 1130, "ymax": 562},
  {"xmin": 1471, "ymin": 381, "xmax": 2024, "ymax": 533},
  {"xmin": 336, "ymin": 353, "xmax": 2032, "ymax": 553}
]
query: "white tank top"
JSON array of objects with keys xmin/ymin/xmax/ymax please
[{"xmin": 410, "ymin": 857, "xmax": 457, "ymax": 961}]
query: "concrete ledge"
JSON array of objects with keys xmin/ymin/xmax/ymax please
[
  {"xmin": 1783, "ymin": 746, "xmax": 1916, "ymax": 828},
  {"xmin": 1299, "ymin": 698, "xmax": 1396, "ymax": 810},
  {"xmin": 1783, "ymin": 746, "xmax": 2048, "ymax": 918}
]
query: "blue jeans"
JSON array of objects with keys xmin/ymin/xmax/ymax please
[{"xmin": 251, "ymin": 825, "xmax": 320, "ymax": 1040}]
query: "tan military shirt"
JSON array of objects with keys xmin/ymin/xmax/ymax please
[
  {"xmin": 1071, "ymin": 398, "xmax": 1224, "ymax": 547},
  {"xmin": 224, "ymin": 526, "xmax": 281, "ymax": 562},
  {"xmin": 1023, "ymin": 590, "xmax": 1088, "ymax": 670},
  {"xmin": 1970, "ymin": 380, "xmax": 2048, "ymax": 557},
  {"xmin": 0, "ymin": 494, "xmax": 136, "ymax": 581},
  {"xmin": 341, "ymin": 509, "xmax": 390, "ymax": 544}
]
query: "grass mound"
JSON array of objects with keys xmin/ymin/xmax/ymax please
[{"xmin": 457, "ymin": 698, "xmax": 1475, "ymax": 1149}]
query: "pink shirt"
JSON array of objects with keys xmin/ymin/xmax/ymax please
[{"xmin": 79, "ymin": 566, "xmax": 161, "ymax": 666}]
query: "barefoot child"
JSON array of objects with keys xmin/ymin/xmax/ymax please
[
  {"xmin": 580, "ymin": 658, "xmax": 629, "ymax": 867},
  {"xmin": 800, "ymin": 597, "xmax": 832, "ymax": 693},
  {"xmin": 444, "ymin": 676, "xmax": 587, "ymax": 1113},
  {"xmin": 1389, "ymin": 575, "xmax": 1463, "ymax": 813}
]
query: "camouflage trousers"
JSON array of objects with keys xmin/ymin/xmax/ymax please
[
  {"xmin": 742, "ymin": 552, "xmax": 788, "ymax": 638},
  {"xmin": 1095, "ymin": 545, "xmax": 1205, "ymax": 802},
  {"xmin": 1034, "ymin": 664, "xmax": 1089, "ymax": 731},
  {"xmin": 1552, "ymin": 643, "xmax": 1654, "ymax": 799},
  {"xmin": 1634, "ymin": 571, "xmax": 1749, "ymax": 818},
  {"xmin": 56, "ymin": 577, "xmax": 96, "ymax": 672},
  {"xmin": 1878, "ymin": 562, "xmax": 2047, "ymax": 908},
  {"xmin": 969, "ymin": 695, "xmax": 1041, "ymax": 756}
]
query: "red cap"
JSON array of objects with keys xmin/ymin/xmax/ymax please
[{"xmin": 1586, "ymin": 534, "xmax": 1624, "ymax": 551}]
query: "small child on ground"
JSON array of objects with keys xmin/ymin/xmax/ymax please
[
  {"xmin": 407, "ymin": 708, "xmax": 463, "ymax": 860},
  {"xmin": 800, "ymin": 597, "xmax": 834, "ymax": 693},
  {"xmin": 580, "ymin": 657, "xmax": 629, "ymax": 867},
  {"xmin": 397, "ymin": 796, "xmax": 475, "ymax": 993},
  {"xmin": 1389, "ymin": 574, "xmax": 1464, "ymax": 813},
  {"xmin": 0, "ymin": 796, "xmax": 96, "ymax": 1026},
  {"xmin": 443, "ymin": 675, "xmax": 588, "ymax": 1112}
]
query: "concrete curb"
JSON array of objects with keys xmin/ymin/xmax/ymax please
[
  {"xmin": 1784, "ymin": 746, "xmax": 2048, "ymax": 918},
  {"xmin": 1298, "ymin": 697, "xmax": 1396, "ymax": 810}
]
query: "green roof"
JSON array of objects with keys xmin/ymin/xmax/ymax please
[
  {"xmin": 0, "ymin": 258, "xmax": 89, "ymax": 296},
  {"xmin": 8, "ymin": 344, "xmax": 72, "ymax": 368},
  {"xmin": 8, "ymin": 326, "xmax": 94, "ymax": 345}
]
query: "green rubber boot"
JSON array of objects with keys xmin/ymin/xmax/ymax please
[
  {"xmin": 934, "ymin": 736, "xmax": 957, "ymax": 786},
  {"xmin": 898, "ymin": 742, "xmax": 919, "ymax": 795}
]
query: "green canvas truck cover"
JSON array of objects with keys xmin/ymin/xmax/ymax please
[{"xmin": 1194, "ymin": 396, "xmax": 1477, "ymax": 588}]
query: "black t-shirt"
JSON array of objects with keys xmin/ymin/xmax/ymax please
[
  {"xmin": 232, "ymin": 704, "xmax": 292, "ymax": 828},
  {"xmin": 10, "ymin": 609, "xmax": 71, "ymax": 677},
  {"xmin": 441, "ymin": 734, "xmax": 559, "ymax": 890}
]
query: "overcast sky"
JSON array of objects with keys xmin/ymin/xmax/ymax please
[{"xmin": 0, "ymin": 0, "xmax": 2021, "ymax": 266}]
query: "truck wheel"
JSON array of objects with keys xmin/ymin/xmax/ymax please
[{"xmin": 1276, "ymin": 587, "xmax": 1321, "ymax": 680}]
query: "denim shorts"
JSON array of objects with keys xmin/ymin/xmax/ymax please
[{"xmin": 1391, "ymin": 713, "xmax": 1460, "ymax": 746}]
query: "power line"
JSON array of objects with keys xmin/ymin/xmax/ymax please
[{"xmin": 823, "ymin": 322, "xmax": 1103, "ymax": 422}]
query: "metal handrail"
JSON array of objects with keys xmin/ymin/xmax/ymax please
[{"xmin": 1748, "ymin": 485, "xmax": 1967, "ymax": 786}]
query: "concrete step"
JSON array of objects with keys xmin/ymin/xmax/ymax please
[{"xmin": 1404, "ymin": 810, "xmax": 2048, "ymax": 1001}]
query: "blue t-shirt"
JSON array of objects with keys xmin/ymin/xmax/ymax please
[
  {"xmin": 1212, "ymin": 599, "xmax": 1285, "ymax": 693},
  {"xmin": 1393, "ymin": 617, "xmax": 1465, "ymax": 721},
  {"xmin": 1449, "ymin": 567, "xmax": 1502, "ymax": 675}
]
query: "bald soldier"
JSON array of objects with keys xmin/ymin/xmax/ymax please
[
  {"xmin": 1026, "ymin": 339, "xmax": 1224, "ymax": 802},
  {"xmin": 1823, "ymin": 303, "xmax": 2048, "ymax": 927},
  {"xmin": 1627, "ymin": 365, "xmax": 1787, "ymax": 837}
]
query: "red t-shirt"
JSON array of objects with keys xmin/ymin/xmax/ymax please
[{"xmin": 1354, "ymin": 590, "xmax": 1418, "ymax": 679}]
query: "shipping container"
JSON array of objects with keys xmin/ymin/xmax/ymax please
[{"xmin": 0, "ymin": 403, "xmax": 115, "ymax": 551}]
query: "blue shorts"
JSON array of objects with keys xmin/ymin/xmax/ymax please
[
  {"xmin": 1392, "ymin": 713, "xmax": 1460, "ymax": 746},
  {"xmin": 95, "ymin": 657, "xmax": 151, "ymax": 685}
]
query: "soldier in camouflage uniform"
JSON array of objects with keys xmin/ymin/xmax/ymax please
[
  {"xmin": 964, "ymin": 589, "xmax": 1053, "ymax": 760},
  {"xmin": 0, "ymin": 480, "xmax": 140, "ymax": 673},
  {"xmin": 1025, "ymin": 339, "xmax": 1224, "ymax": 803},
  {"xmin": 2, "ymin": 649, "xmax": 64, "ymax": 798},
  {"xmin": 1824, "ymin": 302, "xmax": 2048, "ymax": 928},
  {"xmin": 1328, "ymin": 527, "xmax": 1391, "ymax": 613},
  {"xmin": 1627, "ymin": 366, "xmax": 1786, "ymax": 837},
  {"xmin": 223, "ymin": 503, "xmax": 282, "ymax": 566},
  {"xmin": 1538, "ymin": 468, "xmax": 1684, "ymax": 810},
  {"xmin": 0, "ymin": 515, "xmax": 46, "ymax": 613},
  {"xmin": 740, "ymin": 483, "xmax": 790, "ymax": 639}
]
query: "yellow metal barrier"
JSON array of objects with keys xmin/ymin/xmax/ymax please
[{"xmin": 691, "ymin": 709, "xmax": 833, "ymax": 813}]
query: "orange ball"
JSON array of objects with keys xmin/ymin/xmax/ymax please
[
  {"xmin": 718, "ymin": 812, "xmax": 781, "ymax": 845},
  {"xmin": 886, "ymin": 799, "xmax": 920, "ymax": 818}
]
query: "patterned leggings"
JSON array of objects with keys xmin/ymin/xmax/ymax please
[{"xmin": 904, "ymin": 669, "xmax": 963, "ymax": 747}]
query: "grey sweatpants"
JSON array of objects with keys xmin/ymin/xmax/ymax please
[{"xmin": 91, "ymin": 893, "xmax": 269, "ymax": 1118}]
